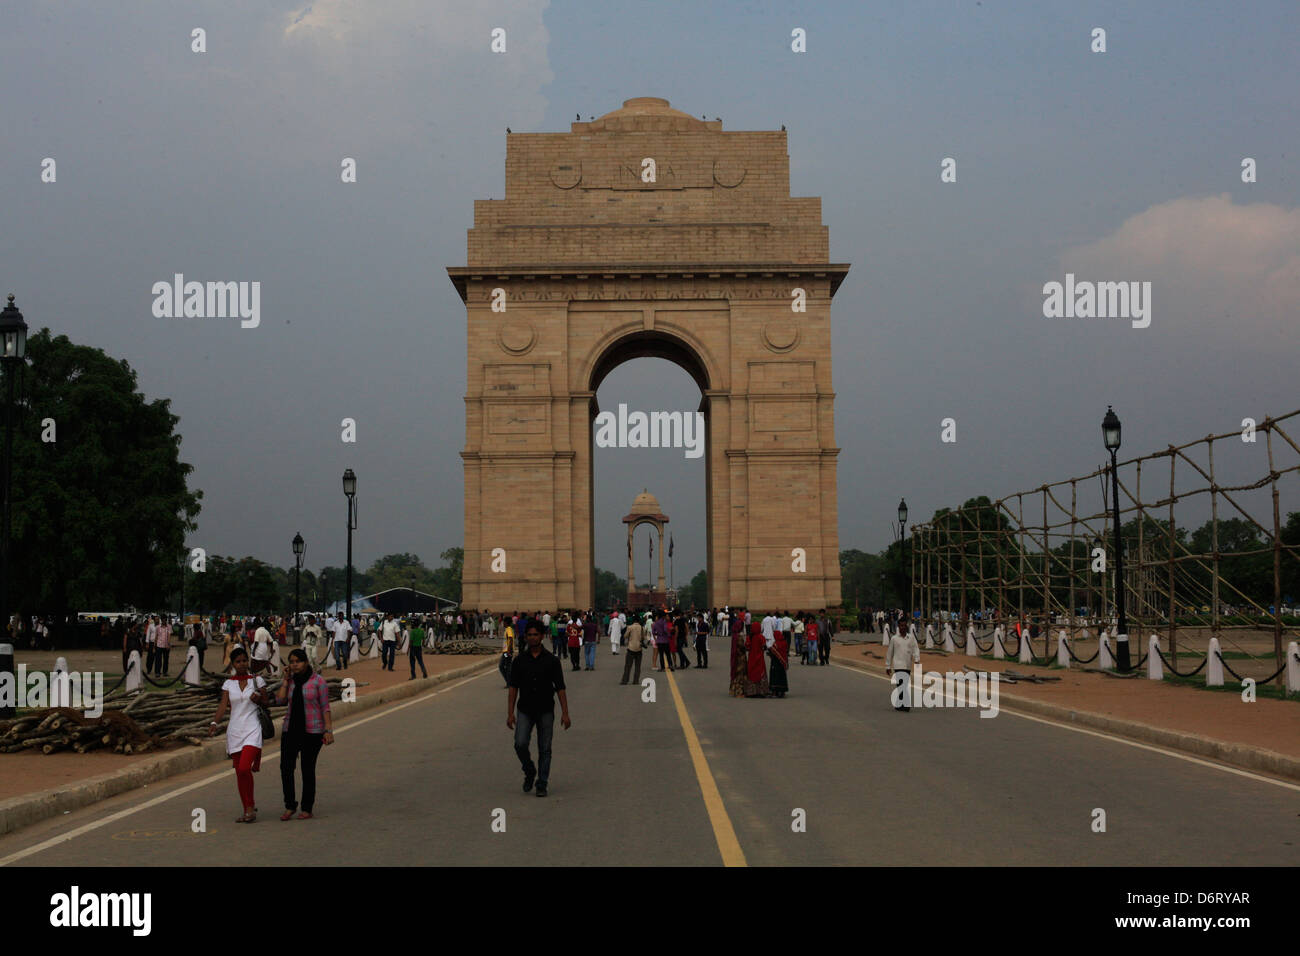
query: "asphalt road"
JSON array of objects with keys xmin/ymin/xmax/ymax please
[{"xmin": 1, "ymin": 650, "xmax": 1296, "ymax": 866}]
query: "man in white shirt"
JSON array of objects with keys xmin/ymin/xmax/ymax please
[
  {"xmin": 329, "ymin": 612, "xmax": 352, "ymax": 671},
  {"xmin": 887, "ymin": 625, "xmax": 921, "ymax": 712},
  {"xmin": 301, "ymin": 614, "xmax": 324, "ymax": 664},
  {"xmin": 608, "ymin": 611, "xmax": 624, "ymax": 655},
  {"xmin": 380, "ymin": 611, "xmax": 402, "ymax": 671},
  {"xmin": 252, "ymin": 619, "xmax": 275, "ymax": 672},
  {"xmin": 760, "ymin": 612, "xmax": 776, "ymax": 650},
  {"xmin": 780, "ymin": 610, "xmax": 793, "ymax": 646}
]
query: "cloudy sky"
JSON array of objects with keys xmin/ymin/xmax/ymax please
[{"xmin": 2, "ymin": 0, "xmax": 1297, "ymax": 588}]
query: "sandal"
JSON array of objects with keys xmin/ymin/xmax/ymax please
[
  {"xmin": 235, "ymin": 812, "xmax": 257, "ymax": 823},
  {"xmin": 280, "ymin": 810, "xmax": 295, "ymax": 821},
  {"xmin": 295, "ymin": 811, "xmax": 313, "ymax": 820}
]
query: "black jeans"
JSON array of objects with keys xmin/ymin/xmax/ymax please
[
  {"xmin": 381, "ymin": 641, "xmax": 396, "ymax": 670},
  {"xmin": 145, "ymin": 645, "xmax": 155, "ymax": 672},
  {"xmin": 281, "ymin": 731, "xmax": 325, "ymax": 813},
  {"xmin": 410, "ymin": 645, "xmax": 427, "ymax": 678},
  {"xmin": 620, "ymin": 650, "xmax": 642, "ymax": 684},
  {"xmin": 154, "ymin": 648, "xmax": 170, "ymax": 674},
  {"xmin": 695, "ymin": 637, "xmax": 708, "ymax": 667},
  {"xmin": 568, "ymin": 646, "xmax": 581, "ymax": 670},
  {"xmin": 499, "ymin": 653, "xmax": 512, "ymax": 685},
  {"xmin": 819, "ymin": 636, "xmax": 830, "ymax": 665},
  {"xmin": 514, "ymin": 709, "xmax": 554, "ymax": 785}
]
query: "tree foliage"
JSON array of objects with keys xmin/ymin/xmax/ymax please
[{"xmin": 7, "ymin": 329, "xmax": 201, "ymax": 616}]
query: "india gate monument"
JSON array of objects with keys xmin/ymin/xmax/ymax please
[{"xmin": 448, "ymin": 97, "xmax": 848, "ymax": 612}]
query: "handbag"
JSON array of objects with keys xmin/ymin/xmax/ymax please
[{"xmin": 255, "ymin": 679, "xmax": 275, "ymax": 739}]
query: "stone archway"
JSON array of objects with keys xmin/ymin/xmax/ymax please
[{"xmin": 448, "ymin": 97, "xmax": 849, "ymax": 612}]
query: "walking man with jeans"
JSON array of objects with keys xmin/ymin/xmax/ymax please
[
  {"xmin": 507, "ymin": 620, "xmax": 570, "ymax": 798},
  {"xmin": 330, "ymin": 612, "xmax": 351, "ymax": 671},
  {"xmin": 380, "ymin": 612, "xmax": 401, "ymax": 671}
]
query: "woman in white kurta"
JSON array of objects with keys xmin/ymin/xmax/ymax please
[{"xmin": 209, "ymin": 646, "xmax": 268, "ymax": 822}]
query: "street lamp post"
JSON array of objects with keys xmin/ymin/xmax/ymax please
[
  {"xmin": 0, "ymin": 295, "xmax": 29, "ymax": 719},
  {"xmin": 321, "ymin": 572, "xmax": 328, "ymax": 619},
  {"xmin": 892, "ymin": 498, "xmax": 909, "ymax": 621},
  {"xmin": 343, "ymin": 469, "xmax": 357, "ymax": 621},
  {"xmin": 293, "ymin": 532, "xmax": 304, "ymax": 641},
  {"xmin": 1102, "ymin": 406, "xmax": 1130, "ymax": 671}
]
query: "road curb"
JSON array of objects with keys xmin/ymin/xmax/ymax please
[
  {"xmin": 833, "ymin": 653, "xmax": 1300, "ymax": 783},
  {"xmin": 0, "ymin": 657, "xmax": 496, "ymax": 837}
]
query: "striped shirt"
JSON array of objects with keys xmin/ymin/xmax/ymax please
[{"xmin": 281, "ymin": 673, "xmax": 331, "ymax": 735}]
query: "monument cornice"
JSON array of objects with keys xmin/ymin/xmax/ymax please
[{"xmin": 447, "ymin": 263, "xmax": 850, "ymax": 302}]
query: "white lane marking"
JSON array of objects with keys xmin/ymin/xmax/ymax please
[
  {"xmin": 833, "ymin": 661, "xmax": 1300, "ymax": 793},
  {"xmin": 0, "ymin": 668, "xmax": 495, "ymax": 865}
]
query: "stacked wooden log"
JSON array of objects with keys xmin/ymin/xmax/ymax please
[{"xmin": 0, "ymin": 674, "xmax": 355, "ymax": 755}]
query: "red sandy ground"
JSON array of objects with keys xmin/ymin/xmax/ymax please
[
  {"xmin": 832, "ymin": 639, "xmax": 1299, "ymax": 762},
  {"xmin": 0, "ymin": 649, "xmax": 495, "ymax": 802}
]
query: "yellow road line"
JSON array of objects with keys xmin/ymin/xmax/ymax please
[{"xmin": 663, "ymin": 668, "xmax": 747, "ymax": 867}]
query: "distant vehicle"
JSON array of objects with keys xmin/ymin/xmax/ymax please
[{"xmin": 77, "ymin": 611, "xmax": 134, "ymax": 623}]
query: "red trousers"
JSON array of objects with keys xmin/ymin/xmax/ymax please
[{"xmin": 231, "ymin": 745, "xmax": 262, "ymax": 809}]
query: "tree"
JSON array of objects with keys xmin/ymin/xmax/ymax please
[
  {"xmin": 6, "ymin": 329, "xmax": 201, "ymax": 618},
  {"xmin": 429, "ymin": 547, "xmax": 463, "ymax": 604},
  {"xmin": 683, "ymin": 569, "xmax": 707, "ymax": 609},
  {"xmin": 594, "ymin": 567, "xmax": 627, "ymax": 609},
  {"xmin": 365, "ymin": 553, "xmax": 434, "ymax": 594}
]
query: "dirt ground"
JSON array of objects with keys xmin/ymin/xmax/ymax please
[
  {"xmin": 833, "ymin": 632, "xmax": 1299, "ymax": 761},
  {"xmin": 0, "ymin": 644, "xmax": 496, "ymax": 802}
]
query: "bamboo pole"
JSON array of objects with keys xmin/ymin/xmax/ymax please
[
  {"xmin": 1268, "ymin": 422, "xmax": 1284, "ymax": 672},
  {"xmin": 1169, "ymin": 449, "xmax": 1178, "ymax": 667}
]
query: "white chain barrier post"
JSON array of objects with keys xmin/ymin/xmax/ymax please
[
  {"xmin": 1285, "ymin": 641, "xmax": 1299, "ymax": 696},
  {"xmin": 965, "ymin": 625, "xmax": 977, "ymax": 657},
  {"xmin": 1019, "ymin": 627, "xmax": 1034, "ymax": 664},
  {"xmin": 1206, "ymin": 636, "xmax": 1224, "ymax": 687},
  {"xmin": 992, "ymin": 625, "xmax": 1005, "ymax": 660},
  {"xmin": 942, "ymin": 623, "xmax": 956, "ymax": 653},
  {"xmin": 1147, "ymin": 634, "xmax": 1162, "ymax": 680},
  {"xmin": 51, "ymin": 656, "xmax": 71, "ymax": 707},
  {"xmin": 125, "ymin": 650, "xmax": 143, "ymax": 693},
  {"xmin": 924, "ymin": 623, "xmax": 935, "ymax": 650},
  {"xmin": 1098, "ymin": 632, "xmax": 1114, "ymax": 670},
  {"xmin": 184, "ymin": 645, "xmax": 201, "ymax": 685},
  {"xmin": 1057, "ymin": 629, "xmax": 1070, "ymax": 667}
]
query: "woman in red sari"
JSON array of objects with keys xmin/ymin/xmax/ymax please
[
  {"xmin": 728, "ymin": 609, "xmax": 747, "ymax": 696},
  {"xmin": 745, "ymin": 617, "xmax": 769, "ymax": 697}
]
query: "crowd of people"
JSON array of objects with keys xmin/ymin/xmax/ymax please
[{"xmin": 497, "ymin": 606, "xmax": 844, "ymax": 797}]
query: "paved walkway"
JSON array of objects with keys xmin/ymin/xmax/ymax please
[{"xmin": 2, "ymin": 646, "xmax": 1295, "ymax": 866}]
